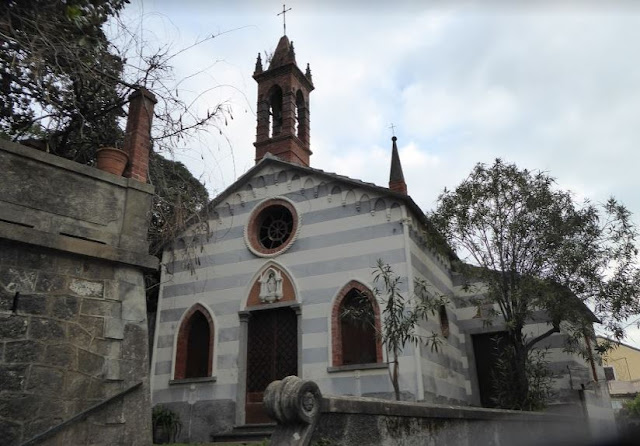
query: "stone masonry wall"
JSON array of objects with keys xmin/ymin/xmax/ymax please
[
  {"xmin": 0, "ymin": 240, "xmax": 151, "ymax": 445},
  {"xmin": 0, "ymin": 138, "xmax": 157, "ymax": 445}
]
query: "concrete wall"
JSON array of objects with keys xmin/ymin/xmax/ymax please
[{"xmin": 0, "ymin": 140, "xmax": 157, "ymax": 445}]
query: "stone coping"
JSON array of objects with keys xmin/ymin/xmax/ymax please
[
  {"xmin": 169, "ymin": 376, "xmax": 217, "ymax": 385},
  {"xmin": 327, "ymin": 363, "xmax": 388, "ymax": 373},
  {"xmin": 0, "ymin": 139, "xmax": 154, "ymax": 194},
  {"xmin": 321, "ymin": 395, "xmax": 584, "ymax": 422},
  {"xmin": 0, "ymin": 221, "xmax": 159, "ymax": 271}
]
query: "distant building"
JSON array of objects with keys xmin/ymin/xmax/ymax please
[{"xmin": 599, "ymin": 337, "xmax": 640, "ymax": 410}]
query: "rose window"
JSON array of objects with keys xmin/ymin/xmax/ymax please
[{"xmin": 246, "ymin": 198, "xmax": 299, "ymax": 257}]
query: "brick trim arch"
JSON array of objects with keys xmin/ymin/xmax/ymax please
[
  {"xmin": 174, "ymin": 303, "xmax": 215, "ymax": 380},
  {"xmin": 245, "ymin": 264, "xmax": 297, "ymax": 308},
  {"xmin": 331, "ymin": 281, "xmax": 383, "ymax": 367}
]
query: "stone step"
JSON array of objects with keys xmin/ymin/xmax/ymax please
[{"xmin": 211, "ymin": 423, "xmax": 275, "ymax": 443}]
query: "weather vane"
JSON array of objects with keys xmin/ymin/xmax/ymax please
[
  {"xmin": 277, "ymin": 4, "xmax": 292, "ymax": 35},
  {"xmin": 389, "ymin": 123, "xmax": 396, "ymax": 137}
]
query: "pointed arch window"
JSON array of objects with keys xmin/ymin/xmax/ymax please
[
  {"xmin": 331, "ymin": 281, "xmax": 383, "ymax": 367},
  {"xmin": 174, "ymin": 304, "xmax": 214, "ymax": 380}
]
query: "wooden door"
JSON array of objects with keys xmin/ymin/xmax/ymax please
[
  {"xmin": 245, "ymin": 307, "xmax": 298, "ymax": 424},
  {"xmin": 472, "ymin": 331, "xmax": 507, "ymax": 408}
]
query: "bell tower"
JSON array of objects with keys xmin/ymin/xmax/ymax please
[{"xmin": 253, "ymin": 35, "xmax": 314, "ymax": 166}]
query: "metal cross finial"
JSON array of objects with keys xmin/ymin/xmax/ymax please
[
  {"xmin": 277, "ymin": 4, "xmax": 292, "ymax": 35},
  {"xmin": 389, "ymin": 123, "xmax": 396, "ymax": 137}
]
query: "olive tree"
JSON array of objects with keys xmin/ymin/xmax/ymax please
[{"xmin": 431, "ymin": 159, "xmax": 640, "ymax": 409}]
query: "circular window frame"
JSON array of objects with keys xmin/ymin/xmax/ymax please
[{"xmin": 245, "ymin": 197, "xmax": 300, "ymax": 257}]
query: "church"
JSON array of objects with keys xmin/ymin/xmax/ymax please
[{"xmin": 149, "ymin": 33, "xmax": 600, "ymax": 441}]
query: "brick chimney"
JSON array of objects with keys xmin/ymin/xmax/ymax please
[{"xmin": 123, "ymin": 87, "xmax": 157, "ymax": 182}]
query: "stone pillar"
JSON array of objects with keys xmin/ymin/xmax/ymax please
[
  {"xmin": 235, "ymin": 311, "xmax": 251, "ymax": 426},
  {"xmin": 123, "ymin": 88, "xmax": 157, "ymax": 183}
]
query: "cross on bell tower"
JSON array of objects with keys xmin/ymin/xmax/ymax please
[{"xmin": 252, "ymin": 16, "xmax": 314, "ymax": 166}]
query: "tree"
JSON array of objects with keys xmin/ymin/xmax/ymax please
[
  {"xmin": 1, "ymin": 0, "xmax": 129, "ymax": 161},
  {"xmin": 343, "ymin": 260, "xmax": 445, "ymax": 400},
  {"xmin": 1, "ymin": 0, "xmax": 228, "ymax": 159},
  {"xmin": 431, "ymin": 159, "xmax": 640, "ymax": 409},
  {"xmin": 2, "ymin": 1, "xmax": 229, "ymax": 346},
  {"xmin": 1, "ymin": 0, "xmax": 226, "ymax": 251}
]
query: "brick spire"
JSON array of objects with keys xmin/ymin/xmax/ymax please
[{"xmin": 388, "ymin": 136, "xmax": 407, "ymax": 195}]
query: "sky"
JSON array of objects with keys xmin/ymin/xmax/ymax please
[{"xmin": 118, "ymin": 0, "xmax": 640, "ymax": 345}]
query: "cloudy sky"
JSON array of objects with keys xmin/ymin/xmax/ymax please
[{"xmin": 120, "ymin": 0, "xmax": 640, "ymax": 344}]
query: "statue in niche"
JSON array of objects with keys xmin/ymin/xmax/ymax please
[{"xmin": 259, "ymin": 268, "xmax": 283, "ymax": 303}]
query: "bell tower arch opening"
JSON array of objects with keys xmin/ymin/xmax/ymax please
[{"xmin": 268, "ymin": 85, "xmax": 284, "ymax": 138}]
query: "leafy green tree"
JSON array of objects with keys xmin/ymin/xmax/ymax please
[
  {"xmin": 621, "ymin": 394, "xmax": 640, "ymax": 418},
  {"xmin": 431, "ymin": 159, "xmax": 640, "ymax": 409},
  {"xmin": 1, "ymin": 0, "xmax": 129, "ymax": 161}
]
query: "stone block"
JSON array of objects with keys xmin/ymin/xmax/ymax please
[
  {"xmin": 26, "ymin": 366, "xmax": 64, "ymax": 395},
  {"xmin": 103, "ymin": 280, "xmax": 119, "ymax": 301},
  {"xmin": 64, "ymin": 371, "xmax": 92, "ymax": 399},
  {"xmin": 44, "ymin": 343, "xmax": 76, "ymax": 367},
  {"xmin": 78, "ymin": 259, "xmax": 115, "ymax": 281},
  {"xmin": 121, "ymin": 324, "xmax": 148, "ymax": 360},
  {"xmin": 119, "ymin": 359, "xmax": 146, "ymax": 384},
  {"xmin": 0, "ymin": 240, "xmax": 19, "ymax": 266},
  {"xmin": 0, "ymin": 418, "xmax": 22, "ymax": 446},
  {"xmin": 68, "ymin": 323, "xmax": 93, "ymax": 349},
  {"xmin": 105, "ymin": 358, "xmax": 121, "ymax": 381},
  {"xmin": 0, "ymin": 286, "xmax": 13, "ymax": 312},
  {"xmin": 16, "ymin": 294, "xmax": 48, "ymax": 316},
  {"xmin": 104, "ymin": 318, "xmax": 124, "ymax": 340},
  {"xmin": 52, "ymin": 296, "xmax": 80, "ymax": 320},
  {"xmin": 35, "ymin": 272, "xmax": 68, "ymax": 294},
  {"xmin": 114, "ymin": 266, "xmax": 144, "ymax": 287},
  {"xmin": 122, "ymin": 385, "xmax": 152, "ymax": 445},
  {"xmin": 120, "ymin": 282, "xmax": 146, "ymax": 322},
  {"xmin": 78, "ymin": 348, "xmax": 105, "ymax": 376},
  {"xmin": 36, "ymin": 397, "xmax": 70, "ymax": 420},
  {"xmin": 0, "ymin": 267, "xmax": 37, "ymax": 293},
  {"xmin": 97, "ymin": 398, "xmax": 124, "ymax": 424},
  {"xmin": 0, "ymin": 394, "xmax": 41, "ymax": 422},
  {"xmin": 0, "ymin": 315, "xmax": 28, "ymax": 340},
  {"xmin": 87, "ymin": 377, "xmax": 108, "ymax": 400},
  {"xmin": 77, "ymin": 315, "xmax": 104, "ymax": 338},
  {"xmin": 192, "ymin": 399, "xmax": 235, "ymax": 439},
  {"xmin": 24, "ymin": 416, "xmax": 64, "ymax": 441},
  {"xmin": 85, "ymin": 423, "xmax": 124, "ymax": 445},
  {"xmin": 70, "ymin": 279, "xmax": 104, "ymax": 298},
  {"xmin": 59, "ymin": 419, "xmax": 89, "ymax": 445},
  {"xmin": 81, "ymin": 299, "xmax": 121, "ymax": 318},
  {"xmin": 28, "ymin": 317, "xmax": 66, "ymax": 341},
  {"xmin": 5, "ymin": 340, "xmax": 44, "ymax": 363},
  {"xmin": 92, "ymin": 338, "xmax": 122, "ymax": 358},
  {"xmin": 0, "ymin": 364, "xmax": 28, "ymax": 391}
]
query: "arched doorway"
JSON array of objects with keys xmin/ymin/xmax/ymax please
[{"xmin": 241, "ymin": 264, "xmax": 300, "ymax": 424}]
